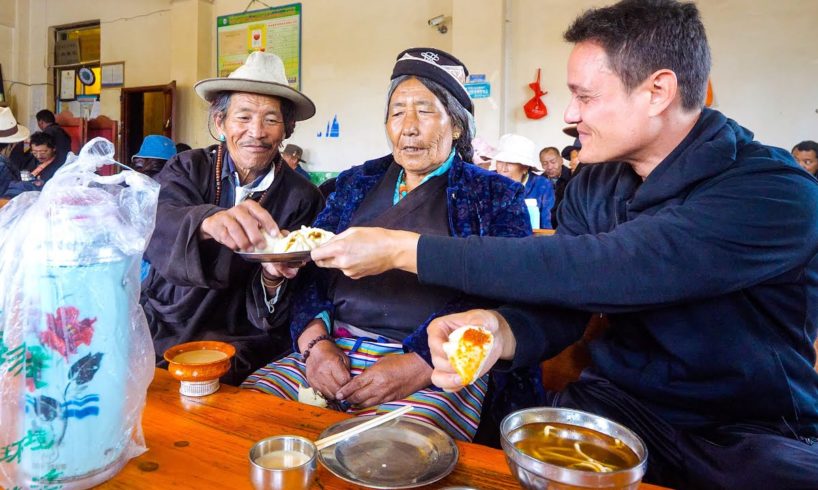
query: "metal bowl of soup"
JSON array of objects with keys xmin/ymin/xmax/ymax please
[{"xmin": 500, "ymin": 407, "xmax": 648, "ymax": 489}]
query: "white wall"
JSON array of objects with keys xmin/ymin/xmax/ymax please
[
  {"xmin": 4, "ymin": 0, "xmax": 817, "ymax": 170},
  {"xmin": 213, "ymin": 0, "xmax": 455, "ymax": 171}
]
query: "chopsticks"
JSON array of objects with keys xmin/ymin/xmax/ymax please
[{"xmin": 315, "ymin": 405, "xmax": 413, "ymax": 450}]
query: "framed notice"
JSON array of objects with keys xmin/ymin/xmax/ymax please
[
  {"xmin": 217, "ymin": 3, "xmax": 302, "ymax": 89},
  {"xmin": 101, "ymin": 62, "xmax": 125, "ymax": 87},
  {"xmin": 60, "ymin": 69, "xmax": 76, "ymax": 101}
]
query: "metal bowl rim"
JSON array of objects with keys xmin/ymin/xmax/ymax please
[
  {"xmin": 248, "ymin": 435, "xmax": 318, "ymax": 470},
  {"xmin": 500, "ymin": 407, "xmax": 649, "ymax": 482}
]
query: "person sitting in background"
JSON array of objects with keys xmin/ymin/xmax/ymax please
[
  {"xmin": 561, "ymin": 142, "xmax": 582, "ymax": 173},
  {"xmin": 28, "ymin": 132, "xmax": 63, "ymax": 185},
  {"xmin": 540, "ymin": 146, "xmax": 571, "ymax": 228},
  {"xmin": 132, "ymin": 135, "xmax": 178, "ymax": 281},
  {"xmin": 493, "ymin": 134, "xmax": 554, "ymax": 230},
  {"xmin": 281, "ymin": 143, "xmax": 311, "ymax": 181},
  {"xmin": 36, "ymin": 109, "xmax": 71, "ymax": 166},
  {"xmin": 792, "ymin": 140, "xmax": 818, "ymax": 176},
  {"xmin": 0, "ymin": 107, "xmax": 31, "ymax": 198},
  {"xmin": 243, "ymin": 47, "xmax": 532, "ymax": 441},
  {"xmin": 470, "ymin": 136, "xmax": 496, "ymax": 170},
  {"xmin": 132, "ymin": 135, "xmax": 177, "ymax": 177},
  {"xmin": 140, "ymin": 51, "xmax": 324, "ymax": 384}
]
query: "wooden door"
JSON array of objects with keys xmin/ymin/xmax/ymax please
[{"xmin": 120, "ymin": 81, "xmax": 176, "ymax": 162}]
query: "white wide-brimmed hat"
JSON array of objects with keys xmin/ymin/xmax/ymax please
[
  {"xmin": 0, "ymin": 107, "xmax": 30, "ymax": 144},
  {"xmin": 194, "ymin": 51, "xmax": 316, "ymax": 121},
  {"xmin": 492, "ymin": 133, "xmax": 542, "ymax": 171}
]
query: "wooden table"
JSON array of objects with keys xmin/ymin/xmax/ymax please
[{"xmin": 99, "ymin": 368, "xmax": 667, "ymax": 489}]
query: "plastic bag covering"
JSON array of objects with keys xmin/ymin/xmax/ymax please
[{"xmin": 0, "ymin": 137, "xmax": 159, "ymax": 489}]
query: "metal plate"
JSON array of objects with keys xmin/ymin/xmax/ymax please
[
  {"xmin": 318, "ymin": 416, "xmax": 459, "ymax": 489},
  {"xmin": 236, "ymin": 250, "xmax": 311, "ymax": 263}
]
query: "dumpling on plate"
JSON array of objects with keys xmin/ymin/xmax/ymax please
[{"xmin": 256, "ymin": 226, "xmax": 335, "ymax": 253}]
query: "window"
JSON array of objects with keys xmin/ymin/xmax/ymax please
[{"xmin": 53, "ymin": 22, "xmax": 101, "ymax": 114}]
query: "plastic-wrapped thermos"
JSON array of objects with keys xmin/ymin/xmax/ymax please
[{"xmin": 18, "ymin": 195, "xmax": 133, "ymax": 488}]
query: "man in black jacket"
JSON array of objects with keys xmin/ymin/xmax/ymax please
[{"xmin": 311, "ymin": 1, "xmax": 818, "ymax": 487}]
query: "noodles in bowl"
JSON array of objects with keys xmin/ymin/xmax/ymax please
[
  {"xmin": 501, "ymin": 407, "xmax": 647, "ymax": 489},
  {"xmin": 511, "ymin": 422, "xmax": 639, "ymax": 473}
]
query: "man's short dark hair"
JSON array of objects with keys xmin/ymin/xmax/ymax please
[
  {"xmin": 564, "ymin": 0, "xmax": 711, "ymax": 111},
  {"xmin": 35, "ymin": 109, "xmax": 56, "ymax": 124},
  {"xmin": 792, "ymin": 140, "xmax": 818, "ymax": 155},
  {"xmin": 539, "ymin": 146, "xmax": 561, "ymax": 159},
  {"xmin": 29, "ymin": 131, "xmax": 56, "ymax": 149}
]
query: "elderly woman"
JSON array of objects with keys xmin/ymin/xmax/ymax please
[
  {"xmin": 493, "ymin": 133, "xmax": 555, "ymax": 230},
  {"xmin": 140, "ymin": 52, "xmax": 324, "ymax": 384},
  {"xmin": 243, "ymin": 48, "xmax": 531, "ymax": 441}
]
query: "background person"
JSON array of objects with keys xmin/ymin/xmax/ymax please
[
  {"xmin": 243, "ymin": 47, "xmax": 534, "ymax": 442},
  {"xmin": 792, "ymin": 140, "xmax": 818, "ymax": 175},
  {"xmin": 281, "ymin": 143, "xmax": 311, "ymax": 180},
  {"xmin": 35, "ymin": 109, "xmax": 71, "ymax": 166},
  {"xmin": 493, "ymin": 133, "xmax": 555, "ymax": 230},
  {"xmin": 540, "ymin": 146, "xmax": 571, "ymax": 228},
  {"xmin": 140, "ymin": 51, "xmax": 324, "ymax": 383},
  {"xmin": 132, "ymin": 134, "xmax": 177, "ymax": 177},
  {"xmin": 310, "ymin": 1, "xmax": 818, "ymax": 487},
  {"xmin": 0, "ymin": 107, "xmax": 31, "ymax": 198},
  {"xmin": 28, "ymin": 132, "xmax": 63, "ymax": 185}
]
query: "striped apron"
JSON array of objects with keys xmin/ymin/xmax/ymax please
[{"xmin": 242, "ymin": 336, "xmax": 487, "ymax": 441}]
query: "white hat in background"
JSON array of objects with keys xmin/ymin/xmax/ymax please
[
  {"xmin": 194, "ymin": 51, "xmax": 316, "ymax": 121},
  {"xmin": 492, "ymin": 133, "xmax": 542, "ymax": 172},
  {"xmin": 0, "ymin": 107, "xmax": 30, "ymax": 144}
]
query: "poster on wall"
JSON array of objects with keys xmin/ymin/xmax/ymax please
[{"xmin": 217, "ymin": 3, "xmax": 302, "ymax": 89}]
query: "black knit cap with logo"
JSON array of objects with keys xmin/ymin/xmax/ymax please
[{"xmin": 390, "ymin": 47, "xmax": 473, "ymax": 114}]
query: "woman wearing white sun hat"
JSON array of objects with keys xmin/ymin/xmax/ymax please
[{"xmin": 493, "ymin": 133, "xmax": 555, "ymax": 229}]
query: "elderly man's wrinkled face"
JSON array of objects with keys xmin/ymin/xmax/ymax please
[
  {"xmin": 793, "ymin": 149, "xmax": 818, "ymax": 175},
  {"xmin": 31, "ymin": 144, "xmax": 56, "ymax": 164},
  {"xmin": 495, "ymin": 161, "xmax": 528, "ymax": 183},
  {"xmin": 540, "ymin": 150, "xmax": 563, "ymax": 179},
  {"xmin": 387, "ymin": 78, "xmax": 456, "ymax": 178},
  {"xmin": 564, "ymin": 42, "xmax": 652, "ymax": 165},
  {"xmin": 216, "ymin": 93, "xmax": 286, "ymax": 179}
]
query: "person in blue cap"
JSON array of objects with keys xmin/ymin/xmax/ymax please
[{"xmin": 132, "ymin": 134, "xmax": 177, "ymax": 177}]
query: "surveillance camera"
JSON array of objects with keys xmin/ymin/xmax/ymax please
[{"xmin": 428, "ymin": 15, "xmax": 445, "ymax": 27}]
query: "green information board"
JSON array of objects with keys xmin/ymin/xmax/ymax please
[{"xmin": 216, "ymin": 3, "xmax": 302, "ymax": 88}]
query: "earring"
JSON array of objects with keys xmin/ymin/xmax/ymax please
[
  {"xmin": 453, "ymin": 131, "xmax": 461, "ymax": 139},
  {"xmin": 219, "ymin": 134, "xmax": 226, "ymax": 142}
]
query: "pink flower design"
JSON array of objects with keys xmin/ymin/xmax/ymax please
[{"xmin": 39, "ymin": 306, "xmax": 96, "ymax": 359}]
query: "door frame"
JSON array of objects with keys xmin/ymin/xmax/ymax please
[{"xmin": 120, "ymin": 80, "xmax": 176, "ymax": 162}]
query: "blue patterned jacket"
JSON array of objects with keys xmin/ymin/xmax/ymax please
[{"xmin": 290, "ymin": 154, "xmax": 532, "ymax": 364}]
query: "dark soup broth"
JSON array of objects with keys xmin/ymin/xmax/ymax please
[{"xmin": 511, "ymin": 422, "xmax": 639, "ymax": 472}]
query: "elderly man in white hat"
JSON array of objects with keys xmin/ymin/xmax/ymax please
[
  {"xmin": 493, "ymin": 133, "xmax": 555, "ymax": 229},
  {"xmin": 0, "ymin": 107, "xmax": 33, "ymax": 199},
  {"xmin": 140, "ymin": 51, "xmax": 324, "ymax": 384}
]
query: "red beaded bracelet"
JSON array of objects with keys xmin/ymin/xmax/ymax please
[{"xmin": 302, "ymin": 334, "xmax": 333, "ymax": 361}]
